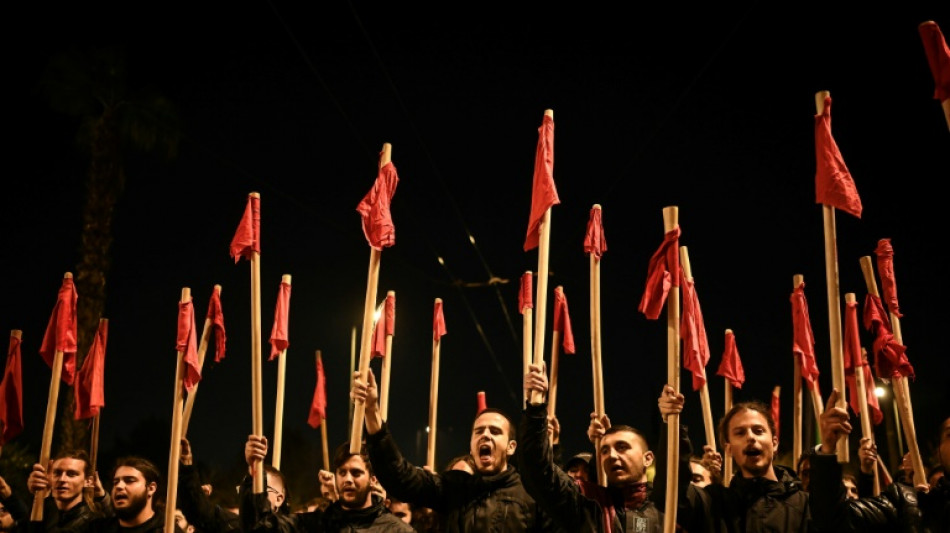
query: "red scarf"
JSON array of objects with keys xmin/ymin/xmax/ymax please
[{"xmin": 622, "ymin": 482, "xmax": 648, "ymax": 510}]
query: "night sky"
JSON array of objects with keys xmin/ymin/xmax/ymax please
[{"xmin": 6, "ymin": 3, "xmax": 948, "ymax": 491}]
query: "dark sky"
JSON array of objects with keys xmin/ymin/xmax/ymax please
[{"xmin": 6, "ymin": 3, "xmax": 949, "ymax": 484}]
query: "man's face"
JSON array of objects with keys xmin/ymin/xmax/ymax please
[
  {"xmin": 690, "ymin": 461, "xmax": 712, "ymax": 488},
  {"xmin": 566, "ymin": 462, "xmax": 590, "ymax": 482},
  {"xmin": 266, "ymin": 475, "xmax": 286, "ymax": 512},
  {"xmin": 599, "ymin": 430, "xmax": 653, "ymax": 487},
  {"xmin": 469, "ymin": 412, "xmax": 515, "ymax": 475},
  {"xmin": 938, "ymin": 417, "xmax": 950, "ymax": 471},
  {"xmin": 112, "ymin": 466, "xmax": 155, "ymax": 521},
  {"xmin": 843, "ymin": 478, "xmax": 858, "ymax": 499},
  {"xmin": 388, "ymin": 500, "xmax": 411, "ymax": 524},
  {"xmin": 335, "ymin": 455, "xmax": 373, "ymax": 510},
  {"xmin": 798, "ymin": 457, "xmax": 812, "ymax": 491},
  {"xmin": 726, "ymin": 408, "xmax": 777, "ymax": 479},
  {"xmin": 50, "ymin": 457, "xmax": 89, "ymax": 507}
]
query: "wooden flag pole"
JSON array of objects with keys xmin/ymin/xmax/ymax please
[
  {"xmin": 680, "ymin": 246, "xmax": 716, "ymax": 450},
  {"xmin": 816, "ymin": 92, "xmax": 849, "ymax": 464},
  {"xmin": 793, "ymin": 351, "xmax": 802, "ymax": 467},
  {"xmin": 241, "ymin": 192, "xmax": 266, "ymax": 493},
  {"xmin": 858, "ymin": 256, "xmax": 927, "ymax": 488},
  {"xmin": 662, "ymin": 206, "xmax": 680, "ymax": 533},
  {"xmin": 349, "ymin": 325, "xmax": 357, "ymax": 430},
  {"xmin": 85, "ymin": 319, "xmax": 106, "ymax": 503},
  {"xmin": 380, "ymin": 291, "xmax": 396, "ymax": 421},
  {"xmin": 272, "ymin": 274, "xmax": 292, "ymax": 470},
  {"xmin": 530, "ymin": 109, "xmax": 555, "ymax": 406},
  {"xmin": 793, "ymin": 275, "xmax": 824, "ymax": 430},
  {"xmin": 523, "ymin": 272, "xmax": 533, "ymax": 405},
  {"xmin": 588, "ymin": 208, "xmax": 607, "ymax": 486},
  {"xmin": 316, "ymin": 350, "xmax": 330, "ymax": 472},
  {"xmin": 547, "ymin": 328, "xmax": 561, "ymax": 420},
  {"xmin": 31, "ymin": 272, "xmax": 71, "ymax": 521},
  {"xmin": 723, "ymin": 344, "xmax": 734, "ymax": 485},
  {"xmin": 182, "ymin": 284, "xmax": 222, "ymax": 437},
  {"xmin": 164, "ymin": 288, "xmax": 190, "ymax": 533},
  {"xmin": 350, "ymin": 144, "xmax": 391, "ymax": 453},
  {"xmin": 857, "ymin": 345, "xmax": 881, "ymax": 496},
  {"xmin": 427, "ymin": 298, "xmax": 444, "ymax": 471}
]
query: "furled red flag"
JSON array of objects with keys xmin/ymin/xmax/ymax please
[
  {"xmin": 74, "ymin": 320, "xmax": 107, "ymax": 420},
  {"xmin": 874, "ymin": 239, "xmax": 902, "ymax": 318},
  {"xmin": 919, "ymin": 21, "xmax": 950, "ymax": 102},
  {"xmin": 815, "ymin": 95, "xmax": 862, "ymax": 218},
  {"xmin": 39, "ymin": 276, "xmax": 78, "ymax": 386},
  {"xmin": 307, "ymin": 355, "xmax": 327, "ymax": 429},
  {"xmin": 206, "ymin": 288, "xmax": 227, "ymax": 363},
  {"xmin": 844, "ymin": 300, "xmax": 884, "ymax": 425},
  {"xmin": 524, "ymin": 113, "xmax": 560, "ymax": 251},
  {"xmin": 371, "ymin": 293, "xmax": 395, "ymax": 358},
  {"xmin": 790, "ymin": 283, "xmax": 821, "ymax": 392},
  {"xmin": 433, "ymin": 300, "xmax": 447, "ymax": 341},
  {"xmin": 519, "ymin": 272, "xmax": 533, "ymax": 313},
  {"xmin": 638, "ymin": 226, "xmax": 681, "ymax": 320},
  {"xmin": 552, "ymin": 287, "xmax": 575, "ymax": 354},
  {"xmin": 477, "ymin": 391, "xmax": 487, "ymax": 415},
  {"xmin": 771, "ymin": 387, "xmax": 781, "ymax": 440},
  {"xmin": 356, "ymin": 161, "xmax": 399, "ymax": 250},
  {"xmin": 862, "ymin": 293, "xmax": 913, "ymax": 379},
  {"xmin": 268, "ymin": 279, "xmax": 291, "ymax": 361},
  {"xmin": 230, "ymin": 193, "xmax": 261, "ymax": 262},
  {"xmin": 680, "ymin": 269, "xmax": 710, "ymax": 391},
  {"xmin": 583, "ymin": 205, "xmax": 607, "ymax": 259},
  {"xmin": 0, "ymin": 333, "xmax": 24, "ymax": 445},
  {"xmin": 717, "ymin": 330, "xmax": 745, "ymax": 389},
  {"xmin": 177, "ymin": 297, "xmax": 202, "ymax": 393}
]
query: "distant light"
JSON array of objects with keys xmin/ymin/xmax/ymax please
[
  {"xmin": 373, "ymin": 308, "xmax": 381, "ymax": 322},
  {"xmin": 874, "ymin": 387, "xmax": 885, "ymax": 398},
  {"xmin": 437, "ymin": 257, "xmax": 445, "ymax": 266},
  {"xmin": 425, "ymin": 426, "xmax": 431, "ymax": 433},
  {"xmin": 469, "ymin": 235, "xmax": 476, "ymax": 244}
]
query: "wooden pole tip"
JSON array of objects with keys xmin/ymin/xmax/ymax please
[
  {"xmin": 282, "ymin": 274, "xmax": 292, "ymax": 284},
  {"xmin": 592, "ymin": 204, "xmax": 602, "ymax": 210},
  {"xmin": 249, "ymin": 192, "xmax": 260, "ymax": 198},
  {"xmin": 181, "ymin": 287, "xmax": 191, "ymax": 301}
]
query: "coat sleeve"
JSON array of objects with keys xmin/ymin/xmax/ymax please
[
  {"xmin": 365, "ymin": 422, "xmax": 446, "ymax": 511},
  {"xmin": 178, "ymin": 465, "xmax": 240, "ymax": 533},
  {"xmin": 809, "ymin": 452, "xmax": 901, "ymax": 532},
  {"xmin": 238, "ymin": 475, "xmax": 299, "ymax": 533}
]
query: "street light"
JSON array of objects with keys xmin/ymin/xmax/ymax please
[{"xmin": 874, "ymin": 386, "xmax": 885, "ymax": 398}]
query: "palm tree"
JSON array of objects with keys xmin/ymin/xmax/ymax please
[{"xmin": 39, "ymin": 45, "xmax": 180, "ymax": 452}]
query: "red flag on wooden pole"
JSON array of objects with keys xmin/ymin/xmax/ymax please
[
  {"xmin": 843, "ymin": 299, "xmax": 883, "ymax": 425},
  {"xmin": 552, "ymin": 287, "xmax": 575, "ymax": 355},
  {"xmin": 583, "ymin": 204, "xmax": 607, "ymax": 259},
  {"xmin": 308, "ymin": 354, "xmax": 327, "ymax": 429},
  {"xmin": 371, "ymin": 299, "xmax": 388, "ymax": 358},
  {"xmin": 815, "ymin": 94, "xmax": 862, "ymax": 218},
  {"xmin": 39, "ymin": 275, "xmax": 78, "ymax": 386},
  {"xmin": 207, "ymin": 286, "xmax": 227, "ymax": 363},
  {"xmin": 919, "ymin": 20, "xmax": 950, "ymax": 129},
  {"xmin": 790, "ymin": 281, "xmax": 821, "ymax": 391},
  {"xmin": 230, "ymin": 194, "xmax": 261, "ymax": 262},
  {"xmin": 176, "ymin": 297, "xmax": 202, "ymax": 393},
  {"xmin": 637, "ymin": 227, "xmax": 681, "ymax": 320},
  {"xmin": 680, "ymin": 267, "xmax": 710, "ymax": 392},
  {"xmin": 476, "ymin": 391, "xmax": 487, "ymax": 415},
  {"xmin": 269, "ymin": 278, "xmax": 292, "ymax": 361},
  {"xmin": 717, "ymin": 331, "xmax": 745, "ymax": 390},
  {"xmin": 519, "ymin": 272, "xmax": 534, "ymax": 314},
  {"xmin": 356, "ymin": 162, "xmax": 399, "ymax": 250},
  {"xmin": 874, "ymin": 239, "xmax": 902, "ymax": 318},
  {"xmin": 862, "ymin": 293, "xmax": 912, "ymax": 379},
  {"xmin": 75, "ymin": 319, "xmax": 108, "ymax": 420},
  {"xmin": 523, "ymin": 113, "xmax": 559, "ymax": 251},
  {"xmin": 0, "ymin": 331, "xmax": 24, "ymax": 445}
]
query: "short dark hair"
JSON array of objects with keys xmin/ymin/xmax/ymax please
[
  {"xmin": 719, "ymin": 401, "xmax": 776, "ymax": 446},
  {"xmin": 443, "ymin": 453, "xmax": 475, "ymax": 473},
  {"xmin": 111, "ymin": 456, "xmax": 161, "ymax": 488},
  {"xmin": 472, "ymin": 408, "xmax": 514, "ymax": 438},
  {"xmin": 53, "ymin": 449, "xmax": 92, "ymax": 477},
  {"xmin": 332, "ymin": 441, "xmax": 373, "ymax": 476},
  {"xmin": 603, "ymin": 424, "xmax": 650, "ymax": 451}
]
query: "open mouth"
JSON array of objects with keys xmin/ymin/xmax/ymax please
[
  {"xmin": 478, "ymin": 444, "xmax": 492, "ymax": 457},
  {"xmin": 743, "ymin": 448, "xmax": 762, "ymax": 457}
]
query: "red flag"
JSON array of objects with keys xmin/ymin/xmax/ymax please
[
  {"xmin": 356, "ymin": 161, "xmax": 399, "ymax": 250},
  {"xmin": 815, "ymin": 94, "xmax": 862, "ymax": 218},
  {"xmin": 771, "ymin": 386, "xmax": 781, "ymax": 441},
  {"xmin": 39, "ymin": 276, "xmax": 78, "ymax": 386},
  {"xmin": 308, "ymin": 356, "xmax": 327, "ymax": 429},
  {"xmin": 433, "ymin": 300, "xmax": 447, "ymax": 341},
  {"xmin": 230, "ymin": 194, "xmax": 261, "ymax": 262},
  {"xmin": 680, "ymin": 270, "xmax": 710, "ymax": 392},
  {"xmin": 790, "ymin": 283, "xmax": 821, "ymax": 391},
  {"xmin": 74, "ymin": 320, "xmax": 107, "ymax": 420},
  {"xmin": 862, "ymin": 293, "xmax": 913, "ymax": 379},
  {"xmin": 177, "ymin": 297, "xmax": 202, "ymax": 393},
  {"xmin": 0, "ymin": 333, "xmax": 24, "ymax": 445},
  {"xmin": 477, "ymin": 391, "xmax": 487, "ymax": 415},
  {"xmin": 519, "ymin": 272, "xmax": 533, "ymax": 313},
  {"xmin": 371, "ymin": 293, "xmax": 396, "ymax": 358},
  {"xmin": 268, "ymin": 279, "xmax": 291, "ymax": 361},
  {"xmin": 874, "ymin": 239, "xmax": 902, "ymax": 318},
  {"xmin": 524, "ymin": 113, "xmax": 559, "ymax": 251},
  {"xmin": 552, "ymin": 287, "xmax": 575, "ymax": 354},
  {"xmin": 844, "ymin": 300, "xmax": 884, "ymax": 425},
  {"xmin": 583, "ymin": 205, "xmax": 607, "ymax": 259},
  {"xmin": 638, "ymin": 226, "xmax": 681, "ymax": 320},
  {"xmin": 717, "ymin": 330, "xmax": 745, "ymax": 389},
  {"xmin": 206, "ymin": 287, "xmax": 227, "ymax": 363},
  {"xmin": 919, "ymin": 21, "xmax": 950, "ymax": 102}
]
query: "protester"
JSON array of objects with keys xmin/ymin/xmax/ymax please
[
  {"xmin": 176, "ymin": 438, "xmax": 239, "ymax": 533},
  {"xmin": 63, "ymin": 456, "xmax": 170, "ymax": 533},
  {"xmin": 841, "ymin": 474, "xmax": 859, "ymax": 500},
  {"xmin": 688, "ymin": 456, "xmax": 713, "ymax": 488},
  {"xmin": 352, "ymin": 367, "xmax": 561, "ymax": 532},
  {"xmin": 0, "ymin": 475, "xmax": 27, "ymax": 533},
  {"xmin": 563, "ymin": 453, "xmax": 592, "ymax": 483},
  {"xmin": 26, "ymin": 450, "xmax": 108, "ymax": 533},
  {"xmin": 173, "ymin": 510, "xmax": 194, "ymax": 533}
]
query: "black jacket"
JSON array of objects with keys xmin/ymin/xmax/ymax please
[
  {"xmin": 365, "ymin": 422, "xmax": 561, "ymax": 532},
  {"xmin": 176, "ymin": 465, "xmax": 239, "ymax": 533}
]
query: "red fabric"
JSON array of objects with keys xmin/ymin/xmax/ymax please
[
  {"xmin": 524, "ymin": 114, "xmax": 559, "ymax": 251},
  {"xmin": 552, "ymin": 287, "xmax": 575, "ymax": 354},
  {"xmin": 717, "ymin": 330, "xmax": 745, "ymax": 389},
  {"xmin": 371, "ymin": 295, "xmax": 395, "ymax": 358},
  {"xmin": 862, "ymin": 294, "xmax": 913, "ymax": 379},
  {"xmin": 790, "ymin": 283, "xmax": 821, "ymax": 391},
  {"xmin": 177, "ymin": 297, "xmax": 202, "ymax": 393},
  {"xmin": 680, "ymin": 272, "xmax": 710, "ymax": 392},
  {"xmin": 356, "ymin": 161, "xmax": 399, "ymax": 250},
  {"xmin": 815, "ymin": 95, "xmax": 862, "ymax": 218},
  {"xmin": 74, "ymin": 320, "xmax": 107, "ymax": 420},
  {"xmin": 268, "ymin": 280, "xmax": 291, "ymax": 361},
  {"xmin": 771, "ymin": 388, "xmax": 781, "ymax": 441},
  {"xmin": 230, "ymin": 194, "xmax": 261, "ymax": 262},
  {"xmin": 583, "ymin": 206, "xmax": 607, "ymax": 259},
  {"xmin": 39, "ymin": 276, "xmax": 78, "ymax": 386},
  {"xmin": 519, "ymin": 272, "xmax": 533, "ymax": 313},
  {"xmin": 308, "ymin": 356, "xmax": 327, "ymax": 429},
  {"xmin": 874, "ymin": 239, "xmax": 902, "ymax": 318},
  {"xmin": 477, "ymin": 391, "xmax": 487, "ymax": 414},
  {"xmin": 206, "ymin": 288, "xmax": 227, "ymax": 363},
  {"xmin": 433, "ymin": 300, "xmax": 447, "ymax": 341},
  {"xmin": 844, "ymin": 300, "xmax": 884, "ymax": 425},
  {"xmin": 920, "ymin": 21, "xmax": 950, "ymax": 101},
  {"xmin": 0, "ymin": 334, "xmax": 24, "ymax": 445},
  {"xmin": 637, "ymin": 226, "xmax": 681, "ymax": 320}
]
